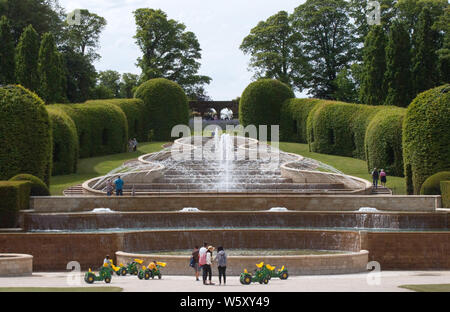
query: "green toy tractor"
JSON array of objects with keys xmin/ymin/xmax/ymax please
[
  {"xmin": 269, "ymin": 265, "xmax": 289, "ymax": 280},
  {"xmin": 239, "ymin": 262, "xmax": 272, "ymax": 285},
  {"xmin": 84, "ymin": 264, "xmax": 113, "ymax": 284},
  {"xmin": 125, "ymin": 259, "xmax": 143, "ymax": 275},
  {"xmin": 137, "ymin": 261, "xmax": 167, "ymax": 280}
]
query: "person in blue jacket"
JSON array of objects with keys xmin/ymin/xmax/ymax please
[{"xmin": 114, "ymin": 176, "xmax": 124, "ymax": 196}]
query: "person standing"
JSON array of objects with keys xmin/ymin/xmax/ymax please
[
  {"xmin": 105, "ymin": 179, "xmax": 114, "ymax": 196},
  {"xmin": 203, "ymin": 246, "xmax": 215, "ymax": 285},
  {"xmin": 371, "ymin": 168, "xmax": 379, "ymax": 189},
  {"xmin": 199, "ymin": 242, "xmax": 208, "ymax": 284},
  {"xmin": 132, "ymin": 138, "xmax": 138, "ymax": 152},
  {"xmin": 215, "ymin": 246, "xmax": 227, "ymax": 285},
  {"xmin": 380, "ymin": 169, "xmax": 387, "ymax": 187},
  {"xmin": 191, "ymin": 246, "xmax": 200, "ymax": 281},
  {"xmin": 114, "ymin": 176, "xmax": 124, "ymax": 196}
]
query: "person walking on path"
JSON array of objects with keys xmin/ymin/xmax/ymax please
[
  {"xmin": 191, "ymin": 246, "xmax": 200, "ymax": 281},
  {"xmin": 371, "ymin": 168, "xmax": 379, "ymax": 189},
  {"xmin": 203, "ymin": 246, "xmax": 215, "ymax": 285},
  {"xmin": 215, "ymin": 246, "xmax": 227, "ymax": 285},
  {"xmin": 380, "ymin": 169, "xmax": 387, "ymax": 187},
  {"xmin": 114, "ymin": 176, "xmax": 124, "ymax": 196}
]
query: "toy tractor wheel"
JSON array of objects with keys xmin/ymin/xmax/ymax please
[
  {"xmin": 138, "ymin": 272, "xmax": 144, "ymax": 280},
  {"xmin": 120, "ymin": 268, "xmax": 127, "ymax": 276},
  {"xmin": 144, "ymin": 272, "xmax": 150, "ymax": 280},
  {"xmin": 158, "ymin": 274, "xmax": 162, "ymax": 280},
  {"xmin": 263, "ymin": 278, "xmax": 269, "ymax": 284},
  {"xmin": 281, "ymin": 272, "xmax": 289, "ymax": 280},
  {"xmin": 104, "ymin": 277, "xmax": 111, "ymax": 284},
  {"xmin": 243, "ymin": 276, "xmax": 251, "ymax": 285},
  {"xmin": 85, "ymin": 274, "xmax": 95, "ymax": 284}
]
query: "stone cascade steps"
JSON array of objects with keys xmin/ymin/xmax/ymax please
[
  {"xmin": 121, "ymin": 182, "xmax": 346, "ymax": 190},
  {"xmin": 371, "ymin": 187, "xmax": 392, "ymax": 195}
]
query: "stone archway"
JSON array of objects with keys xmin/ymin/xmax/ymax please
[{"xmin": 189, "ymin": 100, "xmax": 239, "ymax": 119}]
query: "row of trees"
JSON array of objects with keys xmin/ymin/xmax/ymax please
[{"xmin": 240, "ymin": 0, "xmax": 449, "ymax": 106}]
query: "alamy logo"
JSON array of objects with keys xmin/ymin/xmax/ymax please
[{"xmin": 67, "ymin": 9, "xmax": 82, "ymax": 26}]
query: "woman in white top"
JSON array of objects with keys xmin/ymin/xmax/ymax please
[{"xmin": 203, "ymin": 246, "xmax": 215, "ymax": 285}]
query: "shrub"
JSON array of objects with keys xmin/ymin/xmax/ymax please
[
  {"xmin": 403, "ymin": 84, "xmax": 450, "ymax": 194},
  {"xmin": 0, "ymin": 181, "xmax": 31, "ymax": 228},
  {"xmin": 239, "ymin": 79, "xmax": 294, "ymax": 139},
  {"xmin": 0, "ymin": 85, "xmax": 52, "ymax": 185},
  {"xmin": 419, "ymin": 171, "xmax": 450, "ymax": 195},
  {"xmin": 9, "ymin": 173, "xmax": 50, "ymax": 196},
  {"xmin": 280, "ymin": 98, "xmax": 321, "ymax": 142},
  {"xmin": 306, "ymin": 100, "xmax": 382, "ymax": 159},
  {"xmin": 55, "ymin": 101, "xmax": 128, "ymax": 158},
  {"xmin": 46, "ymin": 106, "xmax": 79, "ymax": 175},
  {"xmin": 365, "ymin": 108, "xmax": 405, "ymax": 176},
  {"xmin": 89, "ymin": 99, "xmax": 147, "ymax": 142},
  {"xmin": 440, "ymin": 181, "xmax": 450, "ymax": 208},
  {"xmin": 134, "ymin": 78, "xmax": 189, "ymax": 141}
]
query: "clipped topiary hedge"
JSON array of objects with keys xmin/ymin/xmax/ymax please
[
  {"xmin": 9, "ymin": 173, "xmax": 50, "ymax": 196},
  {"xmin": 54, "ymin": 101, "xmax": 128, "ymax": 158},
  {"xmin": 240, "ymin": 79, "xmax": 294, "ymax": 139},
  {"xmin": 419, "ymin": 171, "xmax": 450, "ymax": 195},
  {"xmin": 365, "ymin": 108, "xmax": 405, "ymax": 176},
  {"xmin": 46, "ymin": 106, "xmax": 79, "ymax": 175},
  {"xmin": 306, "ymin": 100, "xmax": 382, "ymax": 159},
  {"xmin": 87, "ymin": 99, "xmax": 147, "ymax": 142},
  {"xmin": 440, "ymin": 181, "xmax": 450, "ymax": 208},
  {"xmin": 403, "ymin": 84, "xmax": 450, "ymax": 194},
  {"xmin": 134, "ymin": 78, "xmax": 189, "ymax": 141},
  {"xmin": 280, "ymin": 98, "xmax": 321, "ymax": 143},
  {"xmin": 0, "ymin": 181, "xmax": 31, "ymax": 228},
  {"xmin": 0, "ymin": 85, "xmax": 52, "ymax": 185}
]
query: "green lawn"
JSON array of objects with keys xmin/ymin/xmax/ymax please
[
  {"xmin": 279, "ymin": 142, "xmax": 406, "ymax": 194},
  {"xmin": 0, "ymin": 287, "xmax": 123, "ymax": 292},
  {"xmin": 50, "ymin": 142, "xmax": 168, "ymax": 195},
  {"xmin": 399, "ymin": 284, "xmax": 450, "ymax": 292},
  {"xmin": 49, "ymin": 140, "xmax": 406, "ymax": 195}
]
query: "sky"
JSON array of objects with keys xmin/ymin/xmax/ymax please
[{"xmin": 59, "ymin": 0, "xmax": 308, "ymax": 100}]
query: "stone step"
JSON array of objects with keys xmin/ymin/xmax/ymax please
[
  {"xmin": 121, "ymin": 183, "xmax": 346, "ymax": 190},
  {"xmin": 154, "ymin": 177, "xmax": 293, "ymax": 184}
]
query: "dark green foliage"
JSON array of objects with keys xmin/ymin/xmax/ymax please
[
  {"xmin": 306, "ymin": 101, "xmax": 382, "ymax": 159},
  {"xmin": 0, "ymin": 85, "xmax": 52, "ymax": 185},
  {"xmin": 54, "ymin": 101, "xmax": 128, "ymax": 158},
  {"xmin": 38, "ymin": 32, "xmax": 65, "ymax": 103},
  {"xmin": 412, "ymin": 7, "xmax": 440, "ymax": 96},
  {"xmin": 46, "ymin": 106, "xmax": 78, "ymax": 175},
  {"xmin": 365, "ymin": 108, "xmax": 405, "ymax": 176},
  {"xmin": 360, "ymin": 25, "xmax": 387, "ymax": 106},
  {"xmin": 15, "ymin": 25, "xmax": 40, "ymax": 92},
  {"xmin": 239, "ymin": 79, "xmax": 294, "ymax": 139},
  {"xmin": 134, "ymin": 78, "xmax": 189, "ymax": 141},
  {"xmin": 0, "ymin": 16, "xmax": 15, "ymax": 84},
  {"xmin": 403, "ymin": 84, "xmax": 450, "ymax": 194},
  {"xmin": 0, "ymin": 181, "xmax": 31, "ymax": 228},
  {"xmin": 440, "ymin": 181, "xmax": 450, "ymax": 208},
  {"xmin": 9, "ymin": 173, "xmax": 49, "ymax": 196},
  {"xmin": 86, "ymin": 99, "xmax": 147, "ymax": 142},
  {"xmin": 384, "ymin": 21, "xmax": 412, "ymax": 107},
  {"xmin": 280, "ymin": 98, "xmax": 321, "ymax": 142},
  {"xmin": 420, "ymin": 171, "xmax": 450, "ymax": 195}
]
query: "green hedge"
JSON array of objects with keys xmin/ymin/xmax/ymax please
[
  {"xmin": 419, "ymin": 171, "xmax": 450, "ymax": 195},
  {"xmin": 46, "ymin": 106, "xmax": 79, "ymax": 175},
  {"xmin": 403, "ymin": 84, "xmax": 450, "ymax": 194},
  {"xmin": 0, "ymin": 181, "xmax": 31, "ymax": 228},
  {"xmin": 87, "ymin": 99, "xmax": 147, "ymax": 142},
  {"xmin": 365, "ymin": 108, "xmax": 405, "ymax": 176},
  {"xmin": 0, "ymin": 85, "xmax": 52, "ymax": 185},
  {"xmin": 54, "ymin": 101, "xmax": 128, "ymax": 158},
  {"xmin": 9, "ymin": 173, "xmax": 50, "ymax": 196},
  {"xmin": 440, "ymin": 181, "xmax": 450, "ymax": 208},
  {"xmin": 134, "ymin": 78, "xmax": 189, "ymax": 141},
  {"xmin": 306, "ymin": 101, "xmax": 382, "ymax": 159},
  {"xmin": 240, "ymin": 79, "xmax": 294, "ymax": 139},
  {"xmin": 280, "ymin": 98, "xmax": 321, "ymax": 143}
]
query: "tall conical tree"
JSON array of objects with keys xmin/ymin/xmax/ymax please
[
  {"xmin": 38, "ymin": 32, "xmax": 64, "ymax": 103},
  {"xmin": 0, "ymin": 16, "xmax": 15, "ymax": 84},
  {"xmin": 384, "ymin": 21, "xmax": 412, "ymax": 107},
  {"xmin": 412, "ymin": 7, "xmax": 440, "ymax": 96},
  {"xmin": 15, "ymin": 25, "xmax": 40, "ymax": 92},
  {"xmin": 360, "ymin": 25, "xmax": 387, "ymax": 105}
]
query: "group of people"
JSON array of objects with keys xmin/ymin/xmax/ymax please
[
  {"xmin": 105, "ymin": 176, "xmax": 124, "ymax": 196},
  {"xmin": 371, "ymin": 168, "xmax": 387, "ymax": 188},
  {"xmin": 128, "ymin": 138, "xmax": 138, "ymax": 152},
  {"xmin": 191, "ymin": 243, "xmax": 227, "ymax": 285}
]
